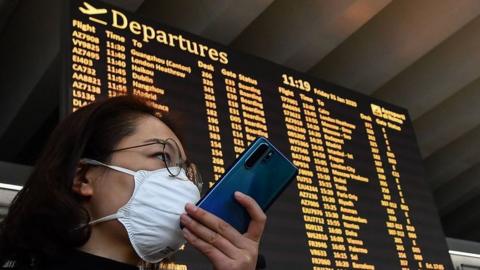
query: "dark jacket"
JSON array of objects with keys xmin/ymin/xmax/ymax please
[{"xmin": 0, "ymin": 249, "xmax": 138, "ymax": 270}]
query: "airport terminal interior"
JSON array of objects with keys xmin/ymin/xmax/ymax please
[{"xmin": 1, "ymin": 0, "xmax": 480, "ymax": 269}]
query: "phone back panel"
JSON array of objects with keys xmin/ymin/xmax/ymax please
[{"xmin": 196, "ymin": 137, "xmax": 298, "ymax": 233}]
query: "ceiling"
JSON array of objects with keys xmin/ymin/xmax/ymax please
[{"xmin": 0, "ymin": 0, "xmax": 479, "ymax": 241}]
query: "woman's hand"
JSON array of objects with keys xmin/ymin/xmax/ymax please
[{"xmin": 180, "ymin": 191, "xmax": 267, "ymax": 270}]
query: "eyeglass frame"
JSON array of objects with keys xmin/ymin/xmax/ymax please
[{"xmin": 106, "ymin": 138, "xmax": 203, "ymax": 191}]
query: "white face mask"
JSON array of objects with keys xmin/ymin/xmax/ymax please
[{"xmin": 79, "ymin": 158, "xmax": 201, "ymax": 263}]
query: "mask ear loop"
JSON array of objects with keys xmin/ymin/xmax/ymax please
[
  {"xmin": 71, "ymin": 212, "xmax": 122, "ymax": 231},
  {"xmin": 72, "ymin": 158, "xmax": 138, "ymax": 231},
  {"xmin": 79, "ymin": 158, "xmax": 136, "ymax": 176}
]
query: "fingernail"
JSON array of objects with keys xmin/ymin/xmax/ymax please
[
  {"xmin": 182, "ymin": 228, "xmax": 191, "ymax": 238},
  {"xmin": 180, "ymin": 214, "xmax": 190, "ymax": 224},
  {"xmin": 235, "ymin": 191, "xmax": 245, "ymax": 198},
  {"xmin": 185, "ymin": 203, "xmax": 197, "ymax": 212}
]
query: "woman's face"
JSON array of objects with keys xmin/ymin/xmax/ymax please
[{"xmin": 78, "ymin": 115, "xmax": 186, "ymax": 255}]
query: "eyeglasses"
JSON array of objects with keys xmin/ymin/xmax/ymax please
[{"xmin": 109, "ymin": 138, "xmax": 203, "ymax": 192}]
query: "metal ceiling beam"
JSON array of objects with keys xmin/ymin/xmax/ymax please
[
  {"xmin": 0, "ymin": 189, "xmax": 17, "ymax": 207},
  {"xmin": 0, "ymin": 0, "xmax": 62, "ymax": 140},
  {"xmin": 101, "ymin": 0, "xmax": 145, "ymax": 11},
  {"xmin": 442, "ymin": 195, "xmax": 480, "ymax": 240},
  {"xmin": 413, "ymin": 76, "xmax": 480, "ymax": 158},
  {"xmin": 138, "ymin": 0, "xmax": 273, "ymax": 45},
  {"xmin": 0, "ymin": 0, "xmax": 145, "ymax": 166},
  {"xmin": 424, "ymin": 124, "xmax": 480, "ymax": 190},
  {"xmin": 231, "ymin": 0, "xmax": 390, "ymax": 71},
  {"xmin": 373, "ymin": 16, "xmax": 480, "ymax": 121},
  {"xmin": 462, "ymin": 224, "xmax": 480, "ymax": 242},
  {"xmin": 308, "ymin": 0, "xmax": 480, "ymax": 95},
  {"xmin": 0, "ymin": 161, "xmax": 32, "ymax": 186},
  {"xmin": 0, "ymin": 0, "xmax": 19, "ymax": 36},
  {"xmin": 0, "ymin": 56, "xmax": 59, "ymax": 163},
  {"xmin": 434, "ymin": 162, "xmax": 480, "ymax": 216}
]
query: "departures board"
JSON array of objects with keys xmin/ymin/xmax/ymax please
[{"xmin": 63, "ymin": 0, "xmax": 453, "ymax": 269}]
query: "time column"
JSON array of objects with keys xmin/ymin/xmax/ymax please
[{"xmin": 105, "ymin": 30, "xmax": 127, "ymax": 97}]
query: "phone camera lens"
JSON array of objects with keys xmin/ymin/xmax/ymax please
[{"xmin": 263, "ymin": 151, "xmax": 273, "ymax": 162}]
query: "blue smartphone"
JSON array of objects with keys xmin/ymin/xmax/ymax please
[{"xmin": 196, "ymin": 136, "xmax": 298, "ymax": 233}]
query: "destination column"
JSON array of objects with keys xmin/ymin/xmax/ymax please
[
  {"xmin": 300, "ymin": 90, "xmax": 373, "ymax": 270},
  {"xmin": 301, "ymin": 94, "xmax": 350, "ymax": 269},
  {"xmin": 129, "ymin": 39, "xmax": 174, "ymax": 115},
  {"xmin": 314, "ymin": 95, "xmax": 372, "ymax": 270}
]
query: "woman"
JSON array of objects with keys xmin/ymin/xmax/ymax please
[{"xmin": 0, "ymin": 95, "xmax": 266, "ymax": 269}]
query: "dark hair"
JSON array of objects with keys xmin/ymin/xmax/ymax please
[{"xmin": 0, "ymin": 95, "xmax": 178, "ymax": 266}]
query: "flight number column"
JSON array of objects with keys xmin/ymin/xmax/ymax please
[{"xmin": 70, "ymin": 20, "xmax": 102, "ymax": 111}]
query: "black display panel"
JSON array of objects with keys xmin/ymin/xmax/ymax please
[{"xmin": 63, "ymin": 0, "xmax": 453, "ymax": 269}]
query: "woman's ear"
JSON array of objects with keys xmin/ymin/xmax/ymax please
[{"xmin": 72, "ymin": 164, "xmax": 94, "ymax": 197}]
